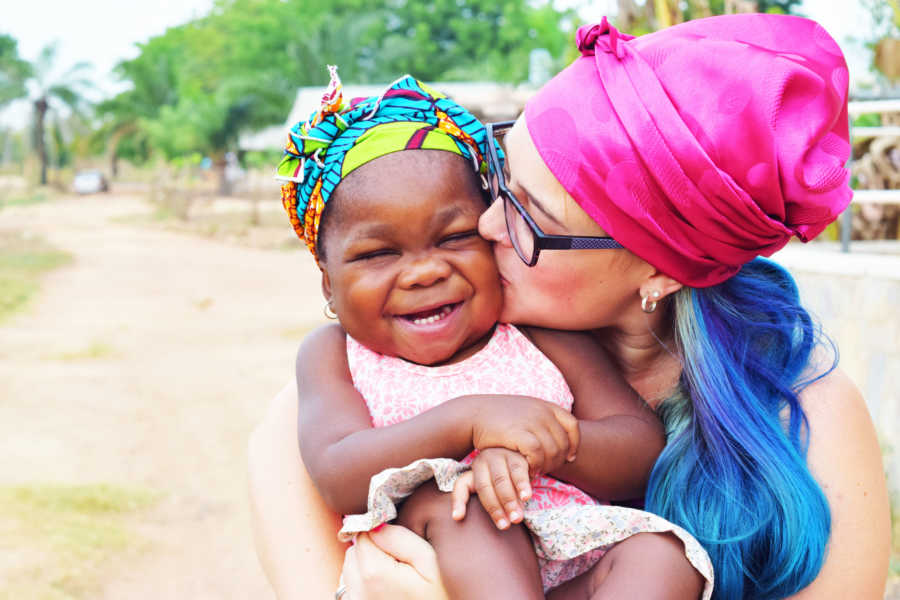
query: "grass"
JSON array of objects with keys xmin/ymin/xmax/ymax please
[
  {"xmin": 0, "ymin": 190, "xmax": 48, "ymax": 210},
  {"xmin": 0, "ymin": 232, "xmax": 71, "ymax": 324},
  {"xmin": 0, "ymin": 483, "xmax": 161, "ymax": 599},
  {"xmin": 47, "ymin": 341, "xmax": 117, "ymax": 361}
]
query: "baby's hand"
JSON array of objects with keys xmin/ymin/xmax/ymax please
[
  {"xmin": 450, "ymin": 448, "xmax": 532, "ymax": 530},
  {"xmin": 470, "ymin": 395, "xmax": 580, "ymax": 475}
]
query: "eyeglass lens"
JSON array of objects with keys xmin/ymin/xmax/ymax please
[
  {"xmin": 491, "ymin": 126, "xmax": 535, "ymax": 264},
  {"xmin": 504, "ymin": 194, "xmax": 535, "ymax": 263}
]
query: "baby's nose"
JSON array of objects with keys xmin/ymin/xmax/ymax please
[{"xmin": 397, "ymin": 254, "xmax": 453, "ymax": 288}]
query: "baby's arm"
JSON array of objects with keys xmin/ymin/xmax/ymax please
[
  {"xmin": 524, "ymin": 327, "xmax": 666, "ymax": 500},
  {"xmin": 297, "ymin": 324, "xmax": 477, "ymax": 514},
  {"xmin": 297, "ymin": 324, "xmax": 578, "ymax": 516}
]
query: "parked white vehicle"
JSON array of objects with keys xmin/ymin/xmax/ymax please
[{"xmin": 72, "ymin": 170, "xmax": 109, "ymax": 194}]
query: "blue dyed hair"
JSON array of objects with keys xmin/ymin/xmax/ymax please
[{"xmin": 645, "ymin": 258, "xmax": 835, "ymax": 599}]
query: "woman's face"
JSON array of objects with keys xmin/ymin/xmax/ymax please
[{"xmin": 478, "ymin": 117, "xmax": 654, "ymax": 331}]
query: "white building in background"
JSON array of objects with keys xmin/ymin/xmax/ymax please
[{"xmin": 239, "ymin": 81, "xmax": 535, "ymax": 153}]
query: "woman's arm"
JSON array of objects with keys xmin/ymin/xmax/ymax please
[
  {"xmin": 524, "ymin": 327, "xmax": 666, "ymax": 500},
  {"xmin": 247, "ymin": 381, "xmax": 347, "ymax": 599},
  {"xmin": 787, "ymin": 367, "xmax": 891, "ymax": 599}
]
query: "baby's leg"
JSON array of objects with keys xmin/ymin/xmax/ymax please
[
  {"xmin": 547, "ymin": 533, "xmax": 704, "ymax": 600},
  {"xmin": 396, "ymin": 481, "xmax": 544, "ymax": 600}
]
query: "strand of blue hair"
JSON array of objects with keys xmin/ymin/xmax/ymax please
[{"xmin": 645, "ymin": 258, "xmax": 835, "ymax": 600}]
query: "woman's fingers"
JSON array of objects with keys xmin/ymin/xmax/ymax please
[
  {"xmin": 450, "ymin": 471, "xmax": 474, "ymax": 521},
  {"xmin": 368, "ymin": 525, "xmax": 442, "ymax": 582},
  {"xmin": 343, "ymin": 527, "xmax": 449, "ymax": 600}
]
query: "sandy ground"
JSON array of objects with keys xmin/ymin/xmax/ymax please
[{"xmin": 0, "ymin": 191, "xmax": 324, "ymax": 598}]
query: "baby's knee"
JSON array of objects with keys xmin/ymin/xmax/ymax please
[
  {"xmin": 395, "ymin": 481, "xmax": 453, "ymax": 536},
  {"xmin": 588, "ymin": 533, "xmax": 704, "ymax": 599}
]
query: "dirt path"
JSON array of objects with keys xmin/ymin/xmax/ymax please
[{"xmin": 0, "ymin": 192, "xmax": 324, "ymax": 598}]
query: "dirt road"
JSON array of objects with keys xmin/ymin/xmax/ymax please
[{"xmin": 0, "ymin": 192, "xmax": 323, "ymax": 598}]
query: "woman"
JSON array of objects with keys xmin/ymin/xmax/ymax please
[{"xmin": 248, "ymin": 14, "xmax": 891, "ymax": 599}]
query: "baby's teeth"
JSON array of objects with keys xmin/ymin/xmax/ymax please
[{"xmin": 411, "ymin": 306, "xmax": 453, "ymax": 326}]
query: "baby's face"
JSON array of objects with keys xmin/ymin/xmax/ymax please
[{"xmin": 320, "ymin": 151, "xmax": 502, "ymax": 366}]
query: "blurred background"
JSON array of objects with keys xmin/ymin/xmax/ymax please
[{"xmin": 0, "ymin": 0, "xmax": 897, "ymax": 598}]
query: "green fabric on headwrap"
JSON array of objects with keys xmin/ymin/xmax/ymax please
[
  {"xmin": 339, "ymin": 121, "xmax": 461, "ymax": 177},
  {"xmin": 276, "ymin": 66, "xmax": 501, "ymax": 260}
]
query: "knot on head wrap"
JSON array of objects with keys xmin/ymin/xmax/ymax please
[
  {"xmin": 576, "ymin": 16, "xmax": 634, "ymax": 59},
  {"xmin": 276, "ymin": 67, "xmax": 497, "ymax": 261},
  {"xmin": 526, "ymin": 14, "xmax": 852, "ymax": 287}
]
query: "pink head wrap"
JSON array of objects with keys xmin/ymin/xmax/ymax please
[{"xmin": 525, "ymin": 14, "xmax": 852, "ymax": 287}]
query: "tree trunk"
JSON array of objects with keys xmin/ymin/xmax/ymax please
[
  {"xmin": 617, "ymin": 0, "xmax": 640, "ymax": 30},
  {"xmin": 213, "ymin": 156, "xmax": 232, "ymax": 196},
  {"xmin": 33, "ymin": 97, "xmax": 48, "ymax": 186}
]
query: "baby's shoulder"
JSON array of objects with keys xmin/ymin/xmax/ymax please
[{"xmin": 296, "ymin": 323, "xmax": 347, "ymax": 368}]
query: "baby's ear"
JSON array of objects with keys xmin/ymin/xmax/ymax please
[{"xmin": 320, "ymin": 268, "xmax": 333, "ymax": 303}]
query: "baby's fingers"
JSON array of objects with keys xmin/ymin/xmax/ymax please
[
  {"xmin": 450, "ymin": 471, "xmax": 474, "ymax": 521},
  {"xmin": 506, "ymin": 452, "xmax": 532, "ymax": 502},
  {"xmin": 552, "ymin": 406, "xmax": 580, "ymax": 461},
  {"xmin": 472, "ymin": 458, "xmax": 510, "ymax": 529}
]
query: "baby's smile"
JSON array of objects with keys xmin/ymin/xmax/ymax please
[{"xmin": 398, "ymin": 302, "xmax": 460, "ymax": 326}]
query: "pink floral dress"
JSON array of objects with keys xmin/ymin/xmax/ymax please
[{"xmin": 337, "ymin": 324, "xmax": 713, "ymax": 597}]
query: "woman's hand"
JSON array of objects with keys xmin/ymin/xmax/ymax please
[
  {"xmin": 451, "ymin": 448, "xmax": 532, "ymax": 530},
  {"xmin": 468, "ymin": 394, "xmax": 580, "ymax": 475},
  {"xmin": 342, "ymin": 525, "xmax": 449, "ymax": 600}
]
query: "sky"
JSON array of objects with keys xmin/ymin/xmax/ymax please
[{"xmin": 0, "ymin": 0, "xmax": 880, "ymax": 127}]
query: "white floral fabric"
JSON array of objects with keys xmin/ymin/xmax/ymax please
[{"xmin": 340, "ymin": 324, "xmax": 713, "ymax": 597}]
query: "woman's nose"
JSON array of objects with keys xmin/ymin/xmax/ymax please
[
  {"xmin": 397, "ymin": 254, "xmax": 453, "ymax": 289},
  {"xmin": 478, "ymin": 199, "xmax": 509, "ymax": 245}
]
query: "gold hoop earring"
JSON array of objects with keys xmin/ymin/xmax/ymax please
[
  {"xmin": 323, "ymin": 301, "xmax": 338, "ymax": 320},
  {"xmin": 641, "ymin": 290, "xmax": 661, "ymax": 314}
]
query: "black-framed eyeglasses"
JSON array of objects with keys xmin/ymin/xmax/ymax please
[{"xmin": 485, "ymin": 120, "xmax": 624, "ymax": 266}]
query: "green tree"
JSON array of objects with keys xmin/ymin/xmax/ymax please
[
  {"xmin": 616, "ymin": 0, "xmax": 801, "ymax": 33},
  {"xmin": 100, "ymin": 0, "xmax": 574, "ymax": 188},
  {"xmin": 0, "ymin": 34, "xmax": 30, "ymax": 107},
  {"xmin": 24, "ymin": 43, "xmax": 93, "ymax": 185}
]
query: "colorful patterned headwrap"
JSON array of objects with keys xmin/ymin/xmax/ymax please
[{"xmin": 276, "ymin": 66, "xmax": 496, "ymax": 261}]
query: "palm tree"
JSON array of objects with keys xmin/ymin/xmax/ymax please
[
  {"xmin": 26, "ymin": 43, "xmax": 93, "ymax": 185},
  {"xmin": 0, "ymin": 34, "xmax": 30, "ymax": 107}
]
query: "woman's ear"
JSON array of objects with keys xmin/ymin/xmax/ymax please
[{"xmin": 639, "ymin": 273, "xmax": 682, "ymax": 302}]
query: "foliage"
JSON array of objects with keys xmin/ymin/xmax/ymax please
[
  {"xmin": 0, "ymin": 229, "xmax": 71, "ymax": 323},
  {"xmin": 617, "ymin": 0, "xmax": 802, "ymax": 33},
  {"xmin": 0, "ymin": 483, "xmax": 160, "ymax": 599},
  {"xmin": 19, "ymin": 43, "xmax": 94, "ymax": 184},
  {"xmin": 98, "ymin": 0, "xmax": 574, "ymax": 174},
  {"xmin": 0, "ymin": 33, "xmax": 30, "ymax": 106}
]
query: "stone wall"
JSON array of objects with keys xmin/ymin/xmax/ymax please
[{"xmin": 772, "ymin": 243, "xmax": 900, "ymax": 493}]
